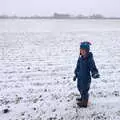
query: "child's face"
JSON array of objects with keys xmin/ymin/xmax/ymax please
[{"xmin": 80, "ymin": 48, "xmax": 87, "ymax": 56}]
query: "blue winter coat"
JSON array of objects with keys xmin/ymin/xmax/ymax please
[{"xmin": 74, "ymin": 52, "xmax": 98, "ymax": 90}]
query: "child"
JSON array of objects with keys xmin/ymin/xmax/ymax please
[{"xmin": 73, "ymin": 41, "xmax": 100, "ymax": 108}]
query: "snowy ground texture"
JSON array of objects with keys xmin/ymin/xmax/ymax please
[{"xmin": 0, "ymin": 19, "xmax": 120, "ymax": 120}]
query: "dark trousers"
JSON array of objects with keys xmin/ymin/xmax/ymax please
[{"xmin": 77, "ymin": 80, "xmax": 90, "ymax": 100}]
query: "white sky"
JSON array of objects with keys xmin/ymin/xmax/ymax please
[{"xmin": 0, "ymin": 0, "xmax": 120, "ymax": 17}]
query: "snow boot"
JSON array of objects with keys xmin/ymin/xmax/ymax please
[
  {"xmin": 77, "ymin": 99, "xmax": 88, "ymax": 108},
  {"xmin": 76, "ymin": 97, "xmax": 82, "ymax": 102}
]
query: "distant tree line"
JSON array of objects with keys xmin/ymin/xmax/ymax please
[
  {"xmin": 0, "ymin": 13, "xmax": 120, "ymax": 19},
  {"xmin": 53, "ymin": 13, "xmax": 105, "ymax": 19}
]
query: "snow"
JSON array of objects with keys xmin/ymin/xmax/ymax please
[{"xmin": 0, "ymin": 19, "xmax": 120, "ymax": 120}]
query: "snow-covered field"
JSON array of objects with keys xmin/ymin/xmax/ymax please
[{"xmin": 0, "ymin": 19, "xmax": 120, "ymax": 120}]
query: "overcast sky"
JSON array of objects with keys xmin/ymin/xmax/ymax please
[{"xmin": 0, "ymin": 0, "xmax": 120, "ymax": 17}]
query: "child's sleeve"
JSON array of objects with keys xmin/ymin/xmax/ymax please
[
  {"xmin": 74, "ymin": 58, "xmax": 80, "ymax": 78},
  {"xmin": 88, "ymin": 55, "xmax": 100, "ymax": 79}
]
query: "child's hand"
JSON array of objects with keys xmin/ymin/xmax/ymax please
[
  {"xmin": 92, "ymin": 73, "xmax": 100, "ymax": 79},
  {"xmin": 73, "ymin": 76, "xmax": 77, "ymax": 81}
]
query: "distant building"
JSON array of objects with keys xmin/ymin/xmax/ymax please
[
  {"xmin": 0, "ymin": 15, "xmax": 9, "ymax": 19},
  {"xmin": 0, "ymin": 15, "xmax": 18, "ymax": 19},
  {"xmin": 76, "ymin": 14, "xmax": 89, "ymax": 19},
  {"xmin": 53, "ymin": 13, "xmax": 71, "ymax": 19},
  {"xmin": 89, "ymin": 14, "xmax": 104, "ymax": 19}
]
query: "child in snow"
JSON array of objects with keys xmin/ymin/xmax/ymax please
[{"xmin": 73, "ymin": 41, "xmax": 100, "ymax": 108}]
